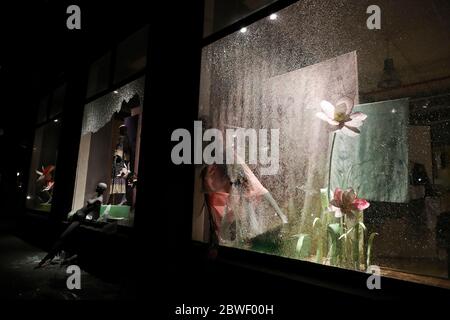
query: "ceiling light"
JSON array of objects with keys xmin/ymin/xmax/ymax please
[
  {"xmin": 269, "ymin": 14, "xmax": 278, "ymax": 20},
  {"xmin": 240, "ymin": 27, "xmax": 247, "ymax": 33}
]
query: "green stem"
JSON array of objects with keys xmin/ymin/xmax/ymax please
[
  {"xmin": 327, "ymin": 133, "xmax": 337, "ymax": 200},
  {"xmin": 353, "ymin": 221, "xmax": 360, "ymax": 270}
]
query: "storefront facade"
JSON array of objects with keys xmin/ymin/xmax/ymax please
[{"xmin": 19, "ymin": 0, "xmax": 450, "ymax": 301}]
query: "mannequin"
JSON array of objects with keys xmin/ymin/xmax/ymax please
[
  {"xmin": 35, "ymin": 182, "xmax": 107, "ymax": 268},
  {"xmin": 110, "ymin": 125, "xmax": 131, "ymax": 205}
]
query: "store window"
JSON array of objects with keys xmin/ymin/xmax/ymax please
[
  {"xmin": 27, "ymin": 91, "xmax": 64, "ymax": 212},
  {"xmin": 193, "ymin": 0, "xmax": 450, "ymax": 287},
  {"xmin": 72, "ymin": 76, "xmax": 145, "ymax": 227}
]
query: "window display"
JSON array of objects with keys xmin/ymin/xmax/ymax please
[
  {"xmin": 72, "ymin": 76, "xmax": 144, "ymax": 227},
  {"xmin": 193, "ymin": 0, "xmax": 450, "ymax": 287},
  {"xmin": 26, "ymin": 95, "xmax": 62, "ymax": 212},
  {"xmin": 37, "ymin": 182, "xmax": 108, "ymax": 269}
]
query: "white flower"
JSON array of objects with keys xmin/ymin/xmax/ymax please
[{"xmin": 316, "ymin": 97, "xmax": 367, "ymax": 137}]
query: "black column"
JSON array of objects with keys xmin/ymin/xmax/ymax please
[
  {"xmin": 134, "ymin": 0, "xmax": 204, "ymax": 298},
  {"xmin": 51, "ymin": 66, "xmax": 88, "ymax": 222}
]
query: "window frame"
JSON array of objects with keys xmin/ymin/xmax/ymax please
[
  {"xmin": 69, "ymin": 24, "xmax": 150, "ymax": 229},
  {"xmin": 193, "ymin": 0, "xmax": 450, "ymax": 296}
]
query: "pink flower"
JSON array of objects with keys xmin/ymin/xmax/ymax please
[
  {"xmin": 329, "ymin": 188, "xmax": 370, "ymax": 218},
  {"xmin": 316, "ymin": 98, "xmax": 367, "ymax": 137}
]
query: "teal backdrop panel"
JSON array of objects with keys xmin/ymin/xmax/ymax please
[{"xmin": 331, "ymin": 98, "xmax": 409, "ymax": 203}]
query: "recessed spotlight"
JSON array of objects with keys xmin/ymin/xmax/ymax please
[
  {"xmin": 17, "ymin": 172, "xmax": 20, "ymax": 177},
  {"xmin": 26, "ymin": 196, "xmax": 31, "ymax": 200},
  {"xmin": 269, "ymin": 14, "xmax": 278, "ymax": 20},
  {"xmin": 53, "ymin": 119, "xmax": 59, "ymax": 123},
  {"xmin": 391, "ymin": 108, "xmax": 397, "ymax": 114},
  {"xmin": 113, "ymin": 90, "xmax": 119, "ymax": 94},
  {"xmin": 240, "ymin": 27, "xmax": 247, "ymax": 33}
]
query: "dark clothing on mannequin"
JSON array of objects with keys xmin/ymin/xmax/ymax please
[{"xmin": 36, "ymin": 184, "xmax": 106, "ymax": 268}]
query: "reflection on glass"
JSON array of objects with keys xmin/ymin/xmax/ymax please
[
  {"xmin": 72, "ymin": 77, "xmax": 145, "ymax": 227},
  {"xmin": 193, "ymin": 0, "xmax": 450, "ymax": 288}
]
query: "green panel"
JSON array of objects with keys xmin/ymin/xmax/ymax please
[
  {"xmin": 100, "ymin": 205, "xmax": 130, "ymax": 219},
  {"xmin": 331, "ymin": 98, "xmax": 409, "ymax": 203}
]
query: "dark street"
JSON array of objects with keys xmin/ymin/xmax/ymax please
[{"xmin": 0, "ymin": 219, "xmax": 127, "ymax": 300}]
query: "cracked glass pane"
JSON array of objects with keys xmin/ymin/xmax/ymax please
[{"xmin": 193, "ymin": 0, "xmax": 450, "ymax": 287}]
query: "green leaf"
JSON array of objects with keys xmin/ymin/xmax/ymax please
[
  {"xmin": 313, "ymin": 217, "xmax": 321, "ymax": 229},
  {"xmin": 353, "ymin": 223, "xmax": 360, "ymax": 270},
  {"xmin": 327, "ymin": 223, "xmax": 342, "ymax": 266},
  {"xmin": 295, "ymin": 234, "xmax": 311, "ymax": 259},
  {"xmin": 358, "ymin": 222, "xmax": 367, "ymax": 233},
  {"xmin": 296, "ymin": 235, "xmax": 306, "ymax": 252},
  {"xmin": 320, "ymin": 188, "xmax": 330, "ymax": 211},
  {"xmin": 338, "ymin": 227, "xmax": 354, "ymax": 240},
  {"xmin": 366, "ymin": 232, "xmax": 378, "ymax": 267},
  {"xmin": 316, "ymin": 244, "xmax": 322, "ymax": 264}
]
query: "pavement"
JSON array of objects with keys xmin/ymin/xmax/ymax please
[{"xmin": 0, "ymin": 218, "xmax": 125, "ymax": 300}]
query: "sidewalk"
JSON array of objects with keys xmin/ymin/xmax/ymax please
[{"xmin": 0, "ymin": 219, "xmax": 123, "ymax": 300}]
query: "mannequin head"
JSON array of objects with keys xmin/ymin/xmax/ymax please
[
  {"xmin": 119, "ymin": 125, "xmax": 127, "ymax": 137},
  {"xmin": 96, "ymin": 182, "xmax": 107, "ymax": 195}
]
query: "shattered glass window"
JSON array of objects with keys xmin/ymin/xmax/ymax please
[{"xmin": 193, "ymin": 0, "xmax": 450, "ymax": 288}]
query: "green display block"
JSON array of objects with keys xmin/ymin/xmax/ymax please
[
  {"xmin": 36, "ymin": 203, "xmax": 52, "ymax": 212},
  {"xmin": 100, "ymin": 205, "xmax": 130, "ymax": 219}
]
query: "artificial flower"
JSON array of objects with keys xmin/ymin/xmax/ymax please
[
  {"xmin": 36, "ymin": 165, "xmax": 55, "ymax": 183},
  {"xmin": 329, "ymin": 188, "xmax": 370, "ymax": 218},
  {"xmin": 316, "ymin": 97, "xmax": 367, "ymax": 137}
]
